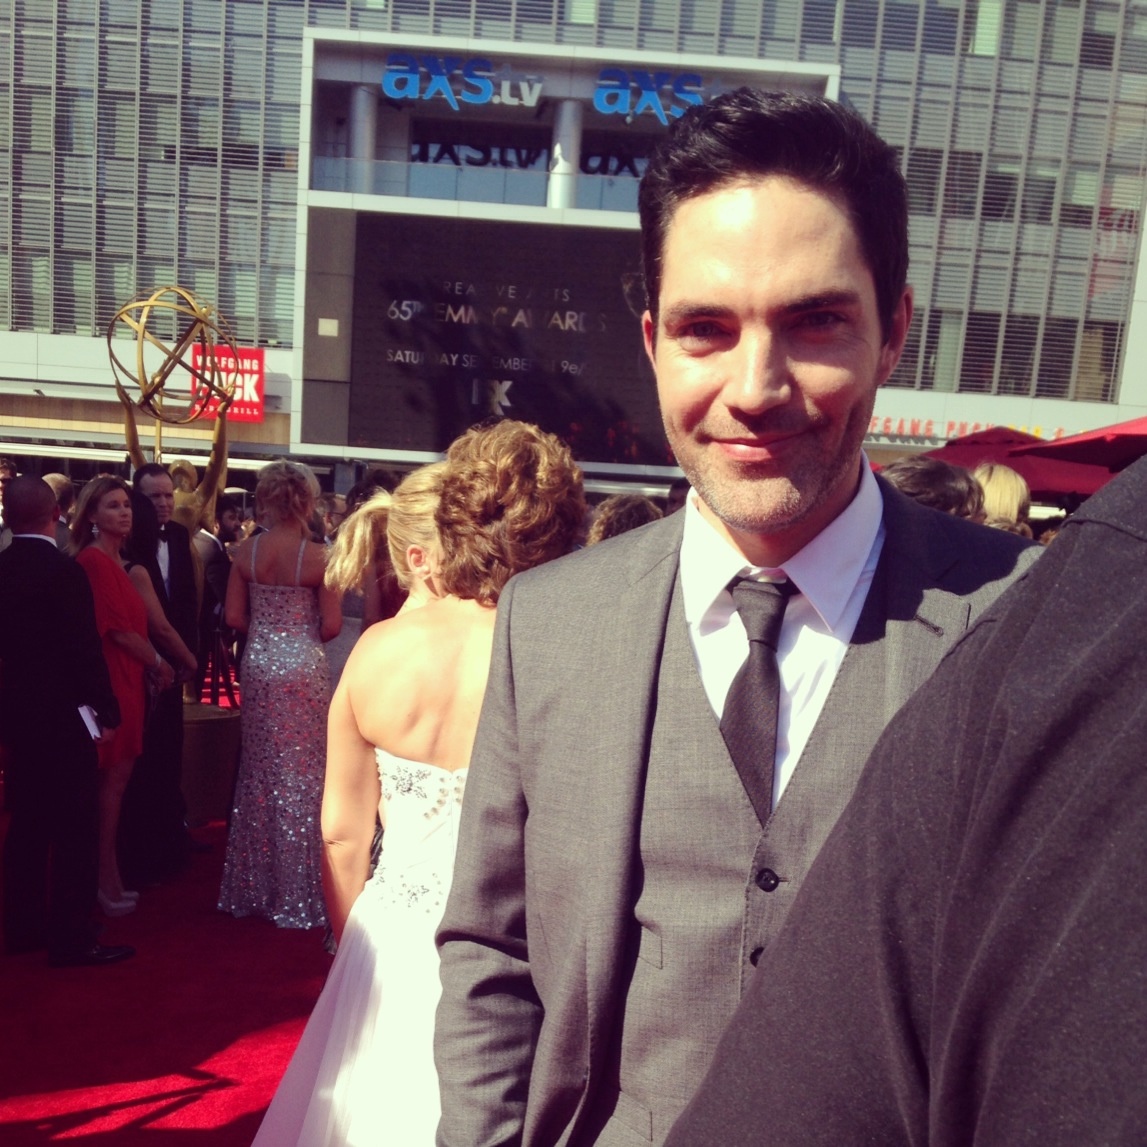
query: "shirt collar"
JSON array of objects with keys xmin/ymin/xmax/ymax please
[
  {"xmin": 13, "ymin": 532, "xmax": 58, "ymax": 547},
  {"xmin": 679, "ymin": 457, "xmax": 884, "ymax": 632}
]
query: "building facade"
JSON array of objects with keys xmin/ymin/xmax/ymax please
[{"xmin": 2, "ymin": 0, "xmax": 1147, "ymax": 476}]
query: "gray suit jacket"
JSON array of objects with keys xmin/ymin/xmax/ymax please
[{"xmin": 435, "ymin": 481, "xmax": 1038, "ymax": 1147}]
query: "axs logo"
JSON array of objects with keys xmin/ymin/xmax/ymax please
[
  {"xmin": 592, "ymin": 69, "xmax": 704, "ymax": 125},
  {"xmin": 381, "ymin": 54, "xmax": 543, "ymax": 111}
]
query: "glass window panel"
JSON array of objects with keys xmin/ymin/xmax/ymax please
[
  {"xmin": 142, "ymin": 41, "xmax": 179, "ymax": 94},
  {"xmin": 57, "ymin": 92, "xmax": 95, "ymax": 154},
  {"xmin": 1022, "ymin": 169, "xmax": 1058, "ymax": 224},
  {"xmin": 964, "ymin": 0, "xmax": 1001, "ymax": 55},
  {"xmin": 17, "ymin": 151, "xmax": 52, "ymax": 184},
  {"xmin": 14, "ymin": 87, "xmax": 53, "ymax": 150},
  {"xmin": 842, "ymin": 0, "xmax": 878, "ymax": 46},
  {"xmin": 1044, "ymin": 3, "xmax": 1080, "ymax": 64},
  {"xmin": 227, "ymin": 0, "xmax": 266, "ymax": 36},
  {"xmin": 1075, "ymin": 320, "xmax": 1121, "ymax": 401},
  {"xmin": 943, "ymin": 151, "xmax": 982, "ymax": 218},
  {"xmin": 907, "ymin": 147, "xmax": 943, "ymax": 213},
  {"xmin": 997, "ymin": 313, "xmax": 1039, "ymax": 395},
  {"xmin": 185, "ymin": 44, "xmax": 223, "ymax": 97},
  {"xmin": 226, "ymin": 47, "xmax": 265, "ymax": 101},
  {"xmin": 922, "ymin": 0, "xmax": 959, "ymax": 54},
  {"xmin": 882, "ymin": 2, "xmax": 919, "ymax": 49},
  {"xmin": 887, "ymin": 307, "xmax": 923, "ymax": 387},
  {"xmin": 57, "ymin": 200, "xmax": 93, "ymax": 247},
  {"xmin": 802, "ymin": 0, "xmax": 840, "ymax": 45},
  {"xmin": 959, "ymin": 311, "xmax": 1000, "ymax": 390},
  {"xmin": 140, "ymin": 204, "xmax": 176, "ymax": 253},
  {"xmin": 1002, "ymin": 0, "xmax": 1040, "ymax": 60},
  {"xmin": 982, "ymin": 164, "xmax": 1017, "ymax": 220},
  {"xmin": 262, "ymin": 216, "xmax": 294, "ymax": 264},
  {"xmin": 103, "ymin": 38, "xmax": 140, "ymax": 90},
  {"xmin": 1036, "ymin": 317, "xmax": 1077, "ymax": 397},
  {"xmin": 17, "ymin": 33, "xmax": 54, "ymax": 84},
  {"xmin": 60, "ymin": 36, "xmax": 97, "ymax": 87},
  {"xmin": 15, "ymin": 196, "xmax": 51, "ymax": 244},
  {"xmin": 223, "ymin": 211, "xmax": 259, "ymax": 260},
  {"xmin": 921, "ymin": 309, "xmax": 963, "ymax": 391}
]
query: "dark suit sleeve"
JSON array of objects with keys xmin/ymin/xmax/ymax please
[
  {"xmin": 435, "ymin": 578, "xmax": 543, "ymax": 1147},
  {"xmin": 165, "ymin": 522, "xmax": 199, "ymax": 648}
]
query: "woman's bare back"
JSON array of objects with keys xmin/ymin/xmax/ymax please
[{"xmin": 343, "ymin": 596, "xmax": 495, "ymax": 772}]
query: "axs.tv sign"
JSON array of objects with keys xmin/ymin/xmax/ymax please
[{"xmin": 381, "ymin": 54, "xmax": 706, "ymax": 124}]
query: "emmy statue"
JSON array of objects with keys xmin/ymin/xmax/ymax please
[{"xmin": 107, "ymin": 286, "xmax": 237, "ymax": 534}]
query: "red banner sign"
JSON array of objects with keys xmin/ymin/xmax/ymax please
[{"xmin": 190, "ymin": 345, "xmax": 265, "ymax": 423}]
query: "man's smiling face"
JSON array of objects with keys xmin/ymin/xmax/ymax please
[{"xmin": 645, "ymin": 176, "xmax": 910, "ymax": 566}]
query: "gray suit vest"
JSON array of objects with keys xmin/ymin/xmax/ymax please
[{"xmin": 582, "ymin": 561, "xmax": 897, "ymax": 1147}]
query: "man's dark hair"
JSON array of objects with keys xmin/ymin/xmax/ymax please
[
  {"xmin": 881, "ymin": 456, "xmax": 984, "ymax": 520},
  {"xmin": 638, "ymin": 88, "xmax": 909, "ymax": 341},
  {"xmin": 132, "ymin": 461, "xmax": 171, "ymax": 488},
  {"xmin": 0, "ymin": 456, "xmax": 17, "ymax": 478},
  {"xmin": 215, "ymin": 494, "xmax": 241, "ymax": 521}
]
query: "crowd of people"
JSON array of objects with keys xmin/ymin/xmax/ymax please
[{"xmin": 2, "ymin": 83, "xmax": 1144, "ymax": 1147}]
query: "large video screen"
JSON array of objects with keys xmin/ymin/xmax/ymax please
[{"xmin": 349, "ymin": 213, "xmax": 672, "ymax": 468}]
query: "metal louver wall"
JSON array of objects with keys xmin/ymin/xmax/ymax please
[{"xmin": 1, "ymin": 0, "xmax": 1145, "ymax": 404}]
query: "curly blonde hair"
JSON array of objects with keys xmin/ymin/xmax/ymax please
[
  {"xmin": 255, "ymin": 461, "xmax": 317, "ymax": 532},
  {"xmin": 71, "ymin": 476, "xmax": 131, "ymax": 555},
  {"xmin": 324, "ymin": 463, "xmax": 447, "ymax": 594},
  {"xmin": 437, "ymin": 420, "xmax": 586, "ymax": 606}
]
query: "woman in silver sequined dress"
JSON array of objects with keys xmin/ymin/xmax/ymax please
[{"xmin": 218, "ymin": 461, "xmax": 342, "ymax": 929}]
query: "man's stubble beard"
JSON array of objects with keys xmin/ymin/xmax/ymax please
[{"xmin": 669, "ymin": 401, "xmax": 873, "ymax": 540}]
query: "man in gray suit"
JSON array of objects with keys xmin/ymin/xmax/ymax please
[{"xmin": 435, "ymin": 89, "xmax": 1038, "ymax": 1147}]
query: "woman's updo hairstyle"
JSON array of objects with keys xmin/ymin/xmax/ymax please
[
  {"xmin": 436, "ymin": 419, "xmax": 585, "ymax": 606},
  {"xmin": 324, "ymin": 462, "xmax": 447, "ymax": 595},
  {"xmin": 255, "ymin": 460, "xmax": 317, "ymax": 532}
]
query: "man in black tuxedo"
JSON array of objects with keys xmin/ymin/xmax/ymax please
[
  {"xmin": 0, "ymin": 477, "xmax": 133, "ymax": 966},
  {"xmin": 120, "ymin": 463, "xmax": 199, "ymax": 884}
]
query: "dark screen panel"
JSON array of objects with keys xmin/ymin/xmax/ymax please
[{"xmin": 349, "ymin": 213, "xmax": 670, "ymax": 467}]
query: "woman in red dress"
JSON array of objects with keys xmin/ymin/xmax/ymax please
[{"xmin": 72, "ymin": 477, "xmax": 175, "ymax": 915}]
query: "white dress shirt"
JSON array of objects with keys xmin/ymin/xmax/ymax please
[
  {"xmin": 678, "ymin": 460, "xmax": 885, "ymax": 809},
  {"xmin": 157, "ymin": 531, "xmax": 171, "ymax": 595}
]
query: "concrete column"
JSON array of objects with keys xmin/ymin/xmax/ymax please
[
  {"xmin": 350, "ymin": 84, "xmax": 378, "ymax": 193},
  {"xmin": 547, "ymin": 99, "xmax": 583, "ymax": 209}
]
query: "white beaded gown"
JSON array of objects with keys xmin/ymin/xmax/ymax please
[
  {"xmin": 252, "ymin": 749, "xmax": 468, "ymax": 1146},
  {"xmin": 218, "ymin": 537, "xmax": 330, "ymax": 929}
]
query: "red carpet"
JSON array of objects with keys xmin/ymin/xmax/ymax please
[{"xmin": 0, "ymin": 819, "xmax": 332, "ymax": 1145}]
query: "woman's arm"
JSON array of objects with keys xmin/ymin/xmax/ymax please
[
  {"xmin": 318, "ymin": 582, "xmax": 343, "ymax": 643},
  {"xmin": 128, "ymin": 565, "xmax": 198, "ymax": 679},
  {"xmin": 321, "ymin": 672, "xmax": 380, "ymax": 942},
  {"xmin": 223, "ymin": 552, "xmax": 251, "ymax": 633},
  {"xmin": 106, "ymin": 627, "xmax": 175, "ymax": 690}
]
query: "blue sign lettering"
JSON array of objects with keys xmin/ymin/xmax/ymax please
[
  {"xmin": 382, "ymin": 55, "xmax": 534, "ymax": 109},
  {"xmin": 592, "ymin": 69, "xmax": 704, "ymax": 124}
]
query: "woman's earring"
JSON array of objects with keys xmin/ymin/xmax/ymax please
[{"xmin": 91, "ymin": 522, "xmax": 99, "ymax": 539}]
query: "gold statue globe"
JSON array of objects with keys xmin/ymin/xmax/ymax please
[{"xmin": 107, "ymin": 286, "xmax": 240, "ymax": 424}]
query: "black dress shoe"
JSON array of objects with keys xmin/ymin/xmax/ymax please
[{"xmin": 48, "ymin": 943, "xmax": 135, "ymax": 968}]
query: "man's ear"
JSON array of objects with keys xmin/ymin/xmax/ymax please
[
  {"xmin": 876, "ymin": 286, "xmax": 914, "ymax": 388},
  {"xmin": 642, "ymin": 310, "xmax": 657, "ymax": 370}
]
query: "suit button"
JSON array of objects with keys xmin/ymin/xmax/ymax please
[
  {"xmin": 749, "ymin": 946, "xmax": 765, "ymax": 966},
  {"xmin": 755, "ymin": 868, "xmax": 780, "ymax": 892}
]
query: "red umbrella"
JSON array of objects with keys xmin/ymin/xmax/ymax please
[
  {"xmin": 922, "ymin": 427, "xmax": 1110, "ymax": 502},
  {"xmin": 1008, "ymin": 415, "xmax": 1147, "ymax": 473}
]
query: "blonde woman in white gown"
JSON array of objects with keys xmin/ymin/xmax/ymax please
[{"xmin": 253, "ymin": 421, "xmax": 586, "ymax": 1146}]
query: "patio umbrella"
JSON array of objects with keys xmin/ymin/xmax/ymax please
[
  {"xmin": 922, "ymin": 426, "xmax": 1110, "ymax": 502},
  {"xmin": 1008, "ymin": 415, "xmax": 1147, "ymax": 473}
]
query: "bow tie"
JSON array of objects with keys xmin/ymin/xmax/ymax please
[{"xmin": 158, "ymin": 525, "xmax": 168, "ymax": 538}]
